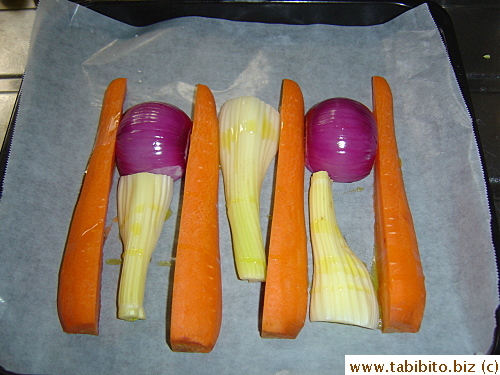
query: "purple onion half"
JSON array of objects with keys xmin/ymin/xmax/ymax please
[
  {"xmin": 116, "ymin": 101, "xmax": 192, "ymax": 180},
  {"xmin": 305, "ymin": 97, "xmax": 377, "ymax": 183}
]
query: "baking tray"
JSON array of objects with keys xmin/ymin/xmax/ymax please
[
  {"xmin": 0, "ymin": 1, "xmax": 498, "ymax": 372},
  {"xmin": 59, "ymin": 1, "xmax": 500, "ymax": 354},
  {"xmin": 80, "ymin": 0, "xmax": 498, "ymax": 355}
]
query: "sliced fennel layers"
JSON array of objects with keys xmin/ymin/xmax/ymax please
[
  {"xmin": 117, "ymin": 172, "xmax": 173, "ymax": 321},
  {"xmin": 309, "ymin": 171, "xmax": 379, "ymax": 329},
  {"xmin": 219, "ymin": 96, "xmax": 280, "ymax": 282}
]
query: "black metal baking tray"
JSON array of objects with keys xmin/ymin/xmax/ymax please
[
  {"xmin": 1, "ymin": 0, "xmax": 498, "ymax": 360},
  {"xmin": 72, "ymin": 0, "xmax": 427, "ymax": 26},
  {"xmin": 72, "ymin": 0, "xmax": 500, "ymax": 356}
]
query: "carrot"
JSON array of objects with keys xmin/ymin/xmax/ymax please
[
  {"xmin": 261, "ymin": 79, "xmax": 308, "ymax": 339},
  {"xmin": 57, "ymin": 78, "xmax": 127, "ymax": 335},
  {"xmin": 371, "ymin": 76, "xmax": 426, "ymax": 333},
  {"xmin": 169, "ymin": 84, "xmax": 222, "ymax": 353}
]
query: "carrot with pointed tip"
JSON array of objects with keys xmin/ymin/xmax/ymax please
[
  {"xmin": 169, "ymin": 84, "xmax": 222, "ymax": 353},
  {"xmin": 372, "ymin": 76, "xmax": 426, "ymax": 333},
  {"xmin": 57, "ymin": 78, "xmax": 127, "ymax": 335},
  {"xmin": 261, "ymin": 79, "xmax": 308, "ymax": 339}
]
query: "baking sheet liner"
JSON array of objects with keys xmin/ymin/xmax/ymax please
[{"xmin": 0, "ymin": 0, "xmax": 498, "ymax": 373}]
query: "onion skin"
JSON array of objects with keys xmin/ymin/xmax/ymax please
[
  {"xmin": 116, "ymin": 102, "xmax": 192, "ymax": 180},
  {"xmin": 305, "ymin": 97, "xmax": 377, "ymax": 183}
]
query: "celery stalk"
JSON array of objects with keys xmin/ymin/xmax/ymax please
[
  {"xmin": 117, "ymin": 172, "xmax": 173, "ymax": 321},
  {"xmin": 309, "ymin": 171, "xmax": 379, "ymax": 329},
  {"xmin": 219, "ymin": 96, "xmax": 280, "ymax": 282}
]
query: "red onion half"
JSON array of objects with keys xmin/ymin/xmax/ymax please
[
  {"xmin": 305, "ymin": 97, "xmax": 377, "ymax": 183},
  {"xmin": 116, "ymin": 102, "xmax": 192, "ymax": 180}
]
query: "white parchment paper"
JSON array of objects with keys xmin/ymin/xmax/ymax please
[{"xmin": 0, "ymin": 0, "xmax": 498, "ymax": 373}]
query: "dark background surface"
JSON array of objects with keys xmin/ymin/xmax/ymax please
[{"xmin": 439, "ymin": 0, "xmax": 499, "ymax": 228}]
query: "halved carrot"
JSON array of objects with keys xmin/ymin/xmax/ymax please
[
  {"xmin": 169, "ymin": 84, "xmax": 222, "ymax": 352},
  {"xmin": 372, "ymin": 76, "xmax": 426, "ymax": 333},
  {"xmin": 261, "ymin": 79, "xmax": 308, "ymax": 339},
  {"xmin": 57, "ymin": 78, "xmax": 127, "ymax": 335}
]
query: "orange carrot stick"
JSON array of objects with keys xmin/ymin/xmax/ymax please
[
  {"xmin": 261, "ymin": 79, "xmax": 308, "ymax": 339},
  {"xmin": 169, "ymin": 84, "xmax": 222, "ymax": 352},
  {"xmin": 57, "ymin": 78, "xmax": 127, "ymax": 335},
  {"xmin": 372, "ymin": 76, "xmax": 426, "ymax": 333}
]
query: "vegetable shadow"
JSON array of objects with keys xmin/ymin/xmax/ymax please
[{"xmin": 164, "ymin": 160, "xmax": 186, "ymax": 351}]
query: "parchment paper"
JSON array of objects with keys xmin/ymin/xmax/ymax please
[{"xmin": 0, "ymin": 0, "xmax": 498, "ymax": 373}]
